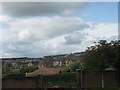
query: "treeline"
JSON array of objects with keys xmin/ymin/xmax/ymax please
[{"xmin": 2, "ymin": 66, "xmax": 39, "ymax": 76}]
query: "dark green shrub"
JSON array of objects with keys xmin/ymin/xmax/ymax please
[
  {"xmin": 19, "ymin": 66, "xmax": 39, "ymax": 74},
  {"xmin": 43, "ymin": 72, "xmax": 76, "ymax": 85}
]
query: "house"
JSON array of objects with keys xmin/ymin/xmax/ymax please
[{"xmin": 27, "ymin": 68, "xmax": 60, "ymax": 76}]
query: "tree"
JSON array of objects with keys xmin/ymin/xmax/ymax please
[
  {"xmin": 110, "ymin": 40, "xmax": 120, "ymax": 71},
  {"xmin": 82, "ymin": 40, "xmax": 120, "ymax": 71},
  {"xmin": 19, "ymin": 66, "xmax": 39, "ymax": 74},
  {"xmin": 60, "ymin": 62, "xmax": 84, "ymax": 73},
  {"xmin": 2, "ymin": 68, "xmax": 20, "ymax": 76}
]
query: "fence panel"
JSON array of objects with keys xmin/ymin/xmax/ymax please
[
  {"xmin": 104, "ymin": 71, "xmax": 118, "ymax": 88},
  {"xmin": 42, "ymin": 73, "xmax": 77, "ymax": 88},
  {"xmin": 2, "ymin": 75, "xmax": 43, "ymax": 89},
  {"xmin": 83, "ymin": 71, "xmax": 102, "ymax": 88},
  {"xmin": 77, "ymin": 70, "xmax": 119, "ymax": 89}
]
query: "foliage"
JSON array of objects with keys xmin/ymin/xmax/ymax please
[
  {"xmin": 2, "ymin": 68, "xmax": 20, "ymax": 75},
  {"xmin": 3, "ymin": 66, "xmax": 39, "ymax": 75},
  {"xmin": 2, "ymin": 66, "xmax": 39, "ymax": 77},
  {"xmin": 59, "ymin": 62, "xmax": 84, "ymax": 73},
  {"xmin": 43, "ymin": 72, "xmax": 76, "ymax": 85},
  {"xmin": 110, "ymin": 40, "xmax": 120, "ymax": 71},
  {"xmin": 19, "ymin": 66, "xmax": 39, "ymax": 74},
  {"xmin": 2, "ymin": 68, "xmax": 24, "ymax": 77},
  {"xmin": 82, "ymin": 40, "xmax": 120, "ymax": 71}
]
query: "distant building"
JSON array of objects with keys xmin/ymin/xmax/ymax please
[{"xmin": 2, "ymin": 52, "xmax": 84, "ymax": 69}]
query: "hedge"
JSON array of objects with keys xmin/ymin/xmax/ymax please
[{"xmin": 42, "ymin": 72, "xmax": 77, "ymax": 85}]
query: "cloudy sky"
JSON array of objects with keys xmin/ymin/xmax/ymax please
[{"xmin": 0, "ymin": 2, "xmax": 118, "ymax": 58}]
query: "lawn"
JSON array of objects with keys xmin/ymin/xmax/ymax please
[{"xmin": 92, "ymin": 87, "xmax": 120, "ymax": 90}]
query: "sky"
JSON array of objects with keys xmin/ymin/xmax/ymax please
[{"xmin": 0, "ymin": 2, "xmax": 118, "ymax": 58}]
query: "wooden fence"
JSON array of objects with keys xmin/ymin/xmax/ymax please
[
  {"xmin": 2, "ymin": 70, "xmax": 120, "ymax": 89},
  {"xmin": 2, "ymin": 75, "xmax": 43, "ymax": 89},
  {"xmin": 77, "ymin": 70, "xmax": 120, "ymax": 89}
]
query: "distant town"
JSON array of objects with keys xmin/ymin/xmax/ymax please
[{"xmin": 1, "ymin": 52, "xmax": 84, "ymax": 69}]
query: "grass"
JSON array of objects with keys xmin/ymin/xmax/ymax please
[{"xmin": 92, "ymin": 87, "xmax": 120, "ymax": 90}]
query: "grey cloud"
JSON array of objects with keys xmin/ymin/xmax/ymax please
[
  {"xmin": 2, "ymin": 2, "xmax": 87, "ymax": 17},
  {"xmin": 119, "ymin": 35, "xmax": 120, "ymax": 40},
  {"xmin": 118, "ymin": 30, "xmax": 120, "ymax": 40},
  {"xmin": 2, "ymin": 40, "xmax": 51, "ymax": 58},
  {"xmin": 64, "ymin": 32, "xmax": 87, "ymax": 45},
  {"xmin": 1, "ymin": 21, "xmax": 10, "ymax": 29}
]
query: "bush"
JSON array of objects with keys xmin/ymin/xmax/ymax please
[
  {"xmin": 43, "ymin": 72, "xmax": 76, "ymax": 85},
  {"xmin": 19, "ymin": 66, "xmax": 39, "ymax": 74},
  {"xmin": 2, "ymin": 69, "xmax": 20, "ymax": 75},
  {"xmin": 60, "ymin": 62, "xmax": 84, "ymax": 73}
]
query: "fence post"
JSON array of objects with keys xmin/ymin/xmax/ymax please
[
  {"xmin": 77, "ymin": 69, "xmax": 81, "ymax": 90},
  {"xmin": 37, "ymin": 74, "xmax": 43, "ymax": 88},
  {"xmin": 81, "ymin": 70, "xmax": 84, "ymax": 89},
  {"xmin": 117, "ymin": 70, "xmax": 120, "ymax": 87},
  {"xmin": 102, "ymin": 71, "xmax": 104, "ymax": 88},
  {"xmin": 77, "ymin": 69, "xmax": 84, "ymax": 90},
  {"xmin": 119, "ymin": 71, "xmax": 120, "ymax": 87}
]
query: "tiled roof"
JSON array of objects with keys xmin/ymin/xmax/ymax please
[{"xmin": 27, "ymin": 68, "xmax": 60, "ymax": 76}]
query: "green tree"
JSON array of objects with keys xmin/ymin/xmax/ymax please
[
  {"xmin": 82, "ymin": 40, "xmax": 120, "ymax": 71},
  {"xmin": 110, "ymin": 40, "xmax": 120, "ymax": 71},
  {"xmin": 60, "ymin": 62, "xmax": 84, "ymax": 73},
  {"xmin": 2, "ymin": 69, "xmax": 20, "ymax": 75},
  {"xmin": 19, "ymin": 66, "xmax": 39, "ymax": 74}
]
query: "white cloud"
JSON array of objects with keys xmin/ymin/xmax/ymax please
[
  {"xmin": 83, "ymin": 22, "xmax": 118, "ymax": 40},
  {"xmin": 3, "ymin": 16, "xmax": 89, "ymax": 43},
  {"xmin": 18, "ymin": 30, "xmax": 32, "ymax": 41},
  {"xmin": 1, "ymin": 2, "xmax": 118, "ymax": 58},
  {"xmin": 44, "ymin": 35, "xmax": 65, "ymax": 49},
  {"xmin": 1, "ymin": 16, "xmax": 118, "ymax": 58}
]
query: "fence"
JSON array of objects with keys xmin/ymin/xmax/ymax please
[
  {"xmin": 2, "ymin": 75, "xmax": 42, "ymax": 89},
  {"xmin": 42, "ymin": 73, "xmax": 77, "ymax": 88},
  {"xmin": 77, "ymin": 70, "xmax": 120, "ymax": 89},
  {"xmin": 2, "ymin": 70, "xmax": 120, "ymax": 89}
]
